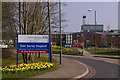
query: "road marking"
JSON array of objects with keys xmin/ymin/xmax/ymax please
[
  {"xmin": 73, "ymin": 60, "xmax": 89, "ymax": 78},
  {"xmin": 84, "ymin": 65, "xmax": 96, "ymax": 79},
  {"xmin": 73, "ymin": 60, "xmax": 96, "ymax": 79}
]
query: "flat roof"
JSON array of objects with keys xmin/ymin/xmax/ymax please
[
  {"xmin": 81, "ymin": 24, "xmax": 103, "ymax": 26},
  {"xmin": 51, "ymin": 32, "xmax": 73, "ymax": 35}
]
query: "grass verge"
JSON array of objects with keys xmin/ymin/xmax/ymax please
[
  {"xmin": 2, "ymin": 54, "xmax": 59, "ymax": 79},
  {"xmin": 2, "ymin": 54, "xmax": 23, "ymax": 67},
  {"xmin": 2, "ymin": 58, "xmax": 59, "ymax": 79},
  {"xmin": 85, "ymin": 48, "xmax": 120, "ymax": 56}
]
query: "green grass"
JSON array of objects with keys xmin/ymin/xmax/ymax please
[
  {"xmin": 0, "ymin": 59, "xmax": 2, "ymax": 66},
  {"xmin": 53, "ymin": 48, "xmax": 83, "ymax": 55},
  {"xmin": 64, "ymin": 48, "xmax": 83, "ymax": 55},
  {"xmin": 8, "ymin": 47, "xmax": 17, "ymax": 50},
  {"xmin": 2, "ymin": 58, "xmax": 59, "ymax": 79},
  {"xmin": 85, "ymin": 48, "xmax": 120, "ymax": 56},
  {"xmin": 2, "ymin": 54, "xmax": 59, "ymax": 79},
  {"xmin": 2, "ymin": 59, "xmax": 17, "ymax": 67},
  {"xmin": 1, "ymin": 47, "xmax": 59, "ymax": 79},
  {"xmin": 2, "ymin": 54, "xmax": 23, "ymax": 67}
]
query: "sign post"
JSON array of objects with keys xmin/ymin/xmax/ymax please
[
  {"xmin": 17, "ymin": 35, "xmax": 18, "ymax": 65},
  {"xmin": 49, "ymin": 34, "xmax": 51, "ymax": 63}
]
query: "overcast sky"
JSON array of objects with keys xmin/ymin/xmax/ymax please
[{"xmin": 62, "ymin": 2, "xmax": 118, "ymax": 32}]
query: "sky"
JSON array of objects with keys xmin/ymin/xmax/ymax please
[
  {"xmin": 0, "ymin": 0, "xmax": 119, "ymax": 32},
  {"xmin": 62, "ymin": 2, "xmax": 118, "ymax": 32}
]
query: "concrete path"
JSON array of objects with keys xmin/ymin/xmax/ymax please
[
  {"xmin": 32, "ymin": 55, "xmax": 87, "ymax": 78},
  {"xmin": 78, "ymin": 48, "xmax": 120, "ymax": 65}
]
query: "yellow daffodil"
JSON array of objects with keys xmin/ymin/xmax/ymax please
[{"xmin": 1, "ymin": 62, "xmax": 54, "ymax": 73}]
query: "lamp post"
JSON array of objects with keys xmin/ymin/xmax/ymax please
[
  {"xmin": 82, "ymin": 31, "xmax": 84, "ymax": 54},
  {"xmin": 88, "ymin": 9, "xmax": 97, "ymax": 54},
  {"xmin": 77, "ymin": 33, "xmax": 78, "ymax": 48}
]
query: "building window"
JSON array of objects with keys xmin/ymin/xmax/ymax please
[
  {"xmin": 112, "ymin": 36, "xmax": 115, "ymax": 38},
  {"xmin": 52, "ymin": 35, "xmax": 54, "ymax": 38},
  {"xmin": 56, "ymin": 35, "xmax": 59, "ymax": 38},
  {"xmin": 62, "ymin": 35, "xmax": 64, "ymax": 38}
]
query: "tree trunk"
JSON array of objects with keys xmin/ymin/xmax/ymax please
[{"xmin": 19, "ymin": 1, "xmax": 25, "ymax": 63}]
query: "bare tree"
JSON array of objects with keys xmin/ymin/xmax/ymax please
[
  {"xmin": 2, "ymin": 2, "xmax": 67, "ymax": 63},
  {"xmin": 2, "ymin": 2, "xmax": 18, "ymax": 41}
]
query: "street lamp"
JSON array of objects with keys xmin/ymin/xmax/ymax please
[{"xmin": 88, "ymin": 9, "xmax": 97, "ymax": 54}]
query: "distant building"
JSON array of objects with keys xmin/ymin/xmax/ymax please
[
  {"xmin": 109, "ymin": 30, "xmax": 120, "ymax": 34},
  {"xmin": 106, "ymin": 29, "xmax": 120, "ymax": 48},
  {"xmin": 52, "ymin": 31, "xmax": 73, "ymax": 46},
  {"xmin": 52, "ymin": 31, "xmax": 104, "ymax": 47},
  {"xmin": 51, "ymin": 31, "xmax": 120, "ymax": 48},
  {"xmin": 51, "ymin": 16, "xmax": 119, "ymax": 48},
  {"xmin": 81, "ymin": 24, "xmax": 104, "ymax": 32},
  {"xmin": 81, "ymin": 16, "xmax": 104, "ymax": 32}
]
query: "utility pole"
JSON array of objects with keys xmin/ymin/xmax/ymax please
[
  {"xmin": 94, "ymin": 11, "xmax": 96, "ymax": 54},
  {"xmin": 19, "ymin": 1, "xmax": 22, "ymax": 35},
  {"xmin": 48, "ymin": 0, "xmax": 52, "ymax": 62},
  {"xmin": 59, "ymin": 0, "xmax": 62, "ymax": 64}
]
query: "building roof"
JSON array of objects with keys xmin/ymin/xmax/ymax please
[
  {"xmin": 51, "ymin": 31, "xmax": 120, "ymax": 35},
  {"xmin": 81, "ymin": 24, "xmax": 103, "ymax": 26},
  {"xmin": 71, "ymin": 32, "xmax": 103, "ymax": 35},
  {"xmin": 51, "ymin": 32, "xmax": 73, "ymax": 35}
]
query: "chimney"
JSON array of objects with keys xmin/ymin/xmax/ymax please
[{"xmin": 83, "ymin": 16, "xmax": 86, "ymax": 25}]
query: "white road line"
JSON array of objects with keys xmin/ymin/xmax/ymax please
[{"xmin": 73, "ymin": 60, "xmax": 89, "ymax": 78}]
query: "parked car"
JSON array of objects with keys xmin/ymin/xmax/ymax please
[
  {"xmin": 0, "ymin": 43, "xmax": 8, "ymax": 48},
  {"xmin": 71, "ymin": 44, "xmax": 74, "ymax": 47},
  {"xmin": 88, "ymin": 44, "xmax": 95, "ymax": 47},
  {"xmin": 98, "ymin": 44, "xmax": 110, "ymax": 48}
]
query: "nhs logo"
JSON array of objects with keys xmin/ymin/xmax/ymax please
[{"xmin": 43, "ymin": 36, "xmax": 48, "ymax": 39}]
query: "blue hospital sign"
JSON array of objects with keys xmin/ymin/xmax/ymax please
[{"xmin": 18, "ymin": 35, "xmax": 49, "ymax": 53}]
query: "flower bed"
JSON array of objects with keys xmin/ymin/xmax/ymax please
[
  {"xmin": 52, "ymin": 45, "xmax": 71, "ymax": 53},
  {"xmin": 0, "ymin": 62, "xmax": 54, "ymax": 74},
  {"xmin": 52, "ymin": 45, "xmax": 82, "ymax": 55}
]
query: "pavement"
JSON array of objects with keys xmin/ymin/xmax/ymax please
[
  {"xmin": 32, "ymin": 55, "xmax": 88, "ymax": 78},
  {"xmin": 77, "ymin": 48, "xmax": 120, "ymax": 65}
]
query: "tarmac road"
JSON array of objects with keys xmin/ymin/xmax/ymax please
[{"xmin": 63, "ymin": 55, "xmax": 120, "ymax": 79}]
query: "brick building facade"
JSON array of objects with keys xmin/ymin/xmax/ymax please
[{"xmin": 52, "ymin": 31, "xmax": 120, "ymax": 48}]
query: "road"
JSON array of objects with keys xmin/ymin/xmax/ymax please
[{"xmin": 63, "ymin": 55, "xmax": 119, "ymax": 79}]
